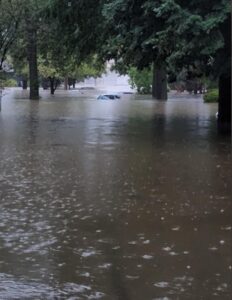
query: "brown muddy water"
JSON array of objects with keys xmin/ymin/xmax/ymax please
[{"xmin": 0, "ymin": 88, "xmax": 231, "ymax": 299}]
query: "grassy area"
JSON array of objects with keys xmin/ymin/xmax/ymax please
[{"xmin": 204, "ymin": 89, "xmax": 219, "ymax": 103}]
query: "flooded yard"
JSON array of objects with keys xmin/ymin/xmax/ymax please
[{"xmin": 0, "ymin": 88, "xmax": 231, "ymax": 299}]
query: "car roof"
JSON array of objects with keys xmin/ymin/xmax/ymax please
[{"xmin": 97, "ymin": 94, "xmax": 120, "ymax": 99}]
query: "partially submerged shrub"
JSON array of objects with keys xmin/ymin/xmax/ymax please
[
  {"xmin": 128, "ymin": 67, "xmax": 152, "ymax": 94},
  {"xmin": 204, "ymin": 89, "xmax": 219, "ymax": 103}
]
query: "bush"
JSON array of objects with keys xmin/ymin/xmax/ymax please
[
  {"xmin": 3, "ymin": 79, "xmax": 18, "ymax": 87},
  {"xmin": 128, "ymin": 67, "xmax": 152, "ymax": 94},
  {"xmin": 204, "ymin": 89, "xmax": 219, "ymax": 103}
]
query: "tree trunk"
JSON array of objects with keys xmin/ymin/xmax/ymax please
[
  {"xmin": 152, "ymin": 63, "xmax": 157, "ymax": 98},
  {"xmin": 27, "ymin": 26, "xmax": 39, "ymax": 100},
  {"xmin": 193, "ymin": 82, "xmax": 198, "ymax": 94},
  {"xmin": 50, "ymin": 77, "xmax": 55, "ymax": 95},
  {"xmin": 22, "ymin": 80, "xmax": 28, "ymax": 90},
  {"xmin": 64, "ymin": 76, "xmax": 68, "ymax": 90},
  {"xmin": 152, "ymin": 63, "xmax": 167, "ymax": 100},
  {"xmin": 0, "ymin": 90, "xmax": 2, "ymax": 112},
  {"xmin": 218, "ymin": 73, "xmax": 231, "ymax": 134},
  {"xmin": 217, "ymin": 14, "xmax": 231, "ymax": 134}
]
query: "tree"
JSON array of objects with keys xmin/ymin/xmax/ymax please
[
  {"xmin": 9, "ymin": 0, "xmax": 51, "ymax": 99},
  {"xmin": 217, "ymin": 14, "xmax": 231, "ymax": 133},
  {"xmin": 48, "ymin": 0, "xmax": 105, "ymax": 71},
  {"xmin": 10, "ymin": 36, "xmax": 29, "ymax": 89},
  {"xmin": 100, "ymin": 0, "xmax": 169, "ymax": 100},
  {"xmin": 0, "ymin": 0, "xmax": 21, "ymax": 70},
  {"xmin": 22, "ymin": 0, "xmax": 48, "ymax": 99},
  {"xmin": 37, "ymin": 6, "xmax": 106, "ymax": 95},
  {"xmin": 38, "ymin": 53, "xmax": 105, "ymax": 94},
  {"xmin": 1, "ymin": 0, "xmax": 59, "ymax": 99},
  {"xmin": 151, "ymin": 0, "xmax": 230, "ymax": 132},
  {"xmin": 38, "ymin": 57, "xmax": 62, "ymax": 94},
  {"xmin": 1, "ymin": 0, "xmax": 45, "ymax": 98},
  {"xmin": 101, "ymin": 0, "xmax": 230, "ymax": 131}
]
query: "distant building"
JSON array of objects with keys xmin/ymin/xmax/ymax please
[{"xmin": 82, "ymin": 60, "xmax": 134, "ymax": 93}]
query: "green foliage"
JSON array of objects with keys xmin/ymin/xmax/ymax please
[
  {"xmin": 2, "ymin": 78, "xmax": 17, "ymax": 87},
  {"xmin": 10, "ymin": 36, "xmax": 29, "ymax": 80},
  {"xmin": 101, "ymin": 0, "xmax": 156, "ymax": 69},
  {"xmin": 128, "ymin": 67, "xmax": 152, "ymax": 94},
  {"xmin": 38, "ymin": 57, "xmax": 62, "ymax": 79},
  {"xmin": 36, "ymin": 4, "xmax": 106, "ymax": 85},
  {"xmin": 100, "ymin": 0, "xmax": 230, "ymax": 80},
  {"xmin": 204, "ymin": 89, "xmax": 219, "ymax": 103},
  {"xmin": 59, "ymin": 55, "xmax": 105, "ymax": 82},
  {"xmin": 74, "ymin": 57, "xmax": 105, "ymax": 81},
  {"xmin": 38, "ymin": 54, "xmax": 105, "ymax": 93},
  {"xmin": 0, "ymin": 68, "xmax": 15, "ymax": 87},
  {"xmin": 48, "ymin": 0, "xmax": 103, "ymax": 62},
  {"xmin": 202, "ymin": 77, "xmax": 218, "ymax": 90},
  {"xmin": 157, "ymin": 0, "xmax": 231, "ymax": 78},
  {"xmin": 0, "ymin": 0, "xmax": 22, "ymax": 69}
]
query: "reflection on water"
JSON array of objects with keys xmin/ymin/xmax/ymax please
[{"xmin": 0, "ymin": 88, "xmax": 231, "ymax": 299}]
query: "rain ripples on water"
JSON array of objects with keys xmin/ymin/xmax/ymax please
[{"xmin": 0, "ymin": 89, "xmax": 231, "ymax": 299}]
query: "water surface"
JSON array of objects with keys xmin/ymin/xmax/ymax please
[{"xmin": 0, "ymin": 88, "xmax": 231, "ymax": 299}]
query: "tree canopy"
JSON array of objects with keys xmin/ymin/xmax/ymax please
[
  {"xmin": 100, "ymin": 0, "xmax": 230, "ymax": 79},
  {"xmin": 99, "ymin": 0, "xmax": 230, "ymax": 128},
  {"xmin": 0, "ymin": 0, "xmax": 22, "ymax": 70}
]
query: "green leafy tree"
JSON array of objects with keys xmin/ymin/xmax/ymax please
[
  {"xmin": 151, "ymin": 0, "xmax": 230, "ymax": 131},
  {"xmin": 101, "ymin": 0, "xmax": 169, "ymax": 99},
  {"xmin": 101, "ymin": 0, "xmax": 230, "ymax": 131},
  {"xmin": 22, "ymin": 0, "xmax": 49, "ymax": 99},
  {"xmin": 0, "ymin": 0, "xmax": 22, "ymax": 70},
  {"xmin": 38, "ymin": 57, "xmax": 63, "ymax": 94},
  {"xmin": 48, "ymin": 0, "xmax": 103, "ymax": 61},
  {"xmin": 7, "ymin": 0, "xmax": 52, "ymax": 99},
  {"xmin": 38, "ymin": 54, "xmax": 105, "ymax": 94},
  {"xmin": 10, "ymin": 36, "xmax": 29, "ymax": 89},
  {"xmin": 36, "ymin": 1, "xmax": 104, "ymax": 92},
  {"xmin": 128, "ymin": 67, "xmax": 152, "ymax": 94},
  {"xmin": 60, "ymin": 56, "xmax": 105, "ymax": 85}
]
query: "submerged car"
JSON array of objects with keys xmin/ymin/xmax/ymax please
[{"xmin": 97, "ymin": 94, "xmax": 120, "ymax": 100}]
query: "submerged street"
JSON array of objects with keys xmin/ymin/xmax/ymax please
[{"xmin": 0, "ymin": 88, "xmax": 231, "ymax": 299}]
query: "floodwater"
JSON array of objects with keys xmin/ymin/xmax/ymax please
[{"xmin": 0, "ymin": 88, "xmax": 231, "ymax": 299}]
